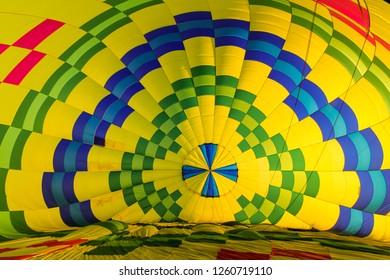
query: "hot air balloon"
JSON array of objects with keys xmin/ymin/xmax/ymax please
[{"xmin": 0, "ymin": 0, "xmax": 390, "ymax": 260}]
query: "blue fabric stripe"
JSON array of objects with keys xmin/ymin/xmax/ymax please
[
  {"xmin": 311, "ymin": 111, "xmax": 335, "ymax": 141},
  {"xmin": 134, "ymin": 60, "xmax": 161, "ymax": 79},
  {"xmin": 42, "ymin": 173, "xmax": 57, "ymax": 208},
  {"xmin": 94, "ymin": 121, "xmax": 110, "ymax": 146},
  {"xmin": 269, "ymin": 70, "xmax": 297, "ymax": 93},
  {"xmin": 353, "ymin": 172, "xmax": 374, "ymax": 210},
  {"xmin": 104, "ymin": 68, "xmax": 129, "ymax": 92},
  {"xmin": 53, "ymin": 140, "xmax": 70, "ymax": 172},
  {"xmin": 337, "ymin": 135, "xmax": 358, "ymax": 170},
  {"xmin": 181, "ymin": 28, "xmax": 214, "ymax": 40},
  {"xmin": 291, "ymin": 87, "xmax": 319, "ymax": 115},
  {"xmin": 284, "ymin": 95, "xmax": 309, "ymax": 120},
  {"xmin": 154, "ymin": 41, "xmax": 185, "ymax": 57},
  {"xmin": 331, "ymin": 206, "xmax": 351, "ymax": 232},
  {"xmin": 112, "ymin": 106, "xmax": 133, "ymax": 126},
  {"xmin": 214, "ymin": 19, "xmax": 250, "ymax": 29},
  {"xmin": 278, "ymin": 51, "xmax": 310, "ymax": 76},
  {"xmin": 377, "ymin": 170, "xmax": 390, "ymax": 214},
  {"xmin": 51, "ymin": 173, "xmax": 68, "ymax": 206},
  {"xmin": 111, "ymin": 74, "xmax": 137, "ymax": 99},
  {"xmin": 300, "ymin": 79, "xmax": 328, "ymax": 108},
  {"xmin": 361, "ymin": 128, "xmax": 383, "ymax": 169},
  {"xmin": 202, "ymin": 173, "xmax": 219, "ymax": 197},
  {"xmin": 75, "ymin": 144, "xmax": 91, "ymax": 171},
  {"xmin": 245, "ymin": 50, "xmax": 277, "ymax": 66},
  {"xmin": 357, "ymin": 212, "xmax": 374, "ymax": 237},
  {"xmin": 330, "ymin": 98, "xmax": 358, "ymax": 134},
  {"xmin": 248, "ymin": 31, "xmax": 285, "ymax": 48},
  {"xmin": 214, "ymin": 163, "xmax": 238, "ymax": 182},
  {"xmin": 102, "ymin": 99, "xmax": 127, "ymax": 123},
  {"xmin": 63, "ymin": 172, "xmax": 78, "ymax": 204},
  {"xmin": 72, "ymin": 112, "xmax": 90, "ymax": 143},
  {"xmin": 343, "ymin": 208, "xmax": 363, "ymax": 235},
  {"xmin": 215, "ymin": 36, "xmax": 247, "ymax": 49},
  {"xmin": 322, "ymin": 104, "xmax": 347, "ymax": 138},
  {"xmin": 122, "ymin": 44, "xmax": 152, "ymax": 65},
  {"xmin": 80, "ymin": 200, "xmax": 100, "ymax": 224},
  {"xmin": 121, "ymin": 81, "xmax": 144, "ymax": 103},
  {"xmin": 182, "ymin": 166, "xmax": 206, "ymax": 180},
  {"xmin": 83, "ymin": 116, "xmax": 100, "ymax": 144},
  {"xmin": 145, "ymin": 25, "xmax": 180, "ymax": 41},
  {"xmin": 63, "ymin": 142, "xmax": 80, "ymax": 171},
  {"xmin": 174, "ymin": 11, "xmax": 212, "ymax": 23},
  {"xmin": 95, "ymin": 95, "xmax": 117, "ymax": 118},
  {"xmin": 365, "ymin": 171, "xmax": 386, "ymax": 213},
  {"xmin": 349, "ymin": 132, "xmax": 371, "ymax": 170}
]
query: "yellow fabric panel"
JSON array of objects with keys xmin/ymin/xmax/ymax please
[
  {"xmin": 73, "ymin": 171, "xmax": 111, "ymax": 201},
  {"xmin": 0, "ymin": 0, "xmax": 109, "ymax": 27},
  {"xmin": 120, "ymin": 113, "xmax": 158, "ymax": 140},
  {"xmin": 0, "ymin": 47, "xmax": 30, "ymax": 81},
  {"xmin": 140, "ymin": 70, "xmax": 174, "ymax": 102},
  {"xmin": 299, "ymin": 140, "xmax": 345, "ymax": 171},
  {"xmin": 283, "ymin": 23, "xmax": 329, "ymax": 68},
  {"xmin": 261, "ymin": 103, "xmax": 298, "ymax": 138},
  {"xmin": 371, "ymin": 119, "xmax": 390, "ymax": 169},
  {"xmin": 305, "ymin": 53, "xmax": 352, "ymax": 102},
  {"xmin": 368, "ymin": 214, "xmax": 390, "ymax": 242},
  {"xmin": 113, "ymin": 204, "xmax": 145, "ymax": 224},
  {"xmin": 36, "ymin": 24, "xmax": 85, "ymax": 58},
  {"xmin": 182, "ymin": 38, "xmax": 215, "ymax": 68},
  {"xmin": 315, "ymin": 171, "xmax": 360, "ymax": 208},
  {"xmin": 281, "ymin": 117, "xmax": 324, "ymax": 151},
  {"xmin": 208, "ymin": 0, "xmax": 250, "ymax": 21},
  {"xmin": 102, "ymin": 24, "xmax": 142, "ymax": 58},
  {"xmin": 21, "ymin": 133, "xmax": 60, "ymax": 172},
  {"xmin": 252, "ymin": 79, "xmax": 289, "ymax": 116},
  {"xmin": 81, "ymin": 48, "xmax": 125, "ymax": 87},
  {"xmin": 0, "ymin": 84, "xmax": 28, "ymax": 125},
  {"xmin": 164, "ymin": 0, "xmax": 210, "ymax": 15},
  {"xmin": 176, "ymin": 122, "xmax": 199, "ymax": 149},
  {"xmin": 104, "ymin": 126, "xmax": 140, "ymax": 153},
  {"xmin": 237, "ymin": 170, "xmax": 269, "ymax": 197},
  {"xmin": 128, "ymin": 89, "xmax": 162, "ymax": 121},
  {"xmin": 42, "ymin": 101, "xmax": 80, "ymax": 140},
  {"xmin": 65, "ymin": 77, "xmax": 110, "ymax": 114},
  {"xmin": 20, "ymin": 56, "xmax": 63, "ymax": 92},
  {"xmin": 276, "ymin": 188, "xmax": 292, "ymax": 209},
  {"xmin": 215, "ymin": 46, "xmax": 246, "ymax": 77},
  {"xmin": 87, "ymin": 146, "xmax": 125, "ymax": 171},
  {"xmin": 219, "ymin": 119, "xmax": 241, "ymax": 148},
  {"xmin": 248, "ymin": 4, "xmax": 291, "ymax": 39},
  {"xmin": 276, "ymin": 211, "xmax": 312, "ymax": 230},
  {"xmin": 0, "ymin": 14, "xmax": 42, "ymax": 45},
  {"xmin": 296, "ymin": 195, "xmax": 340, "ymax": 230},
  {"xmin": 90, "ymin": 190, "xmax": 128, "ymax": 221},
  {"xmin": 24, "ymin": 208, "xmax": 70, "ymax": 232},
  {"xmin": 158, "ymin": 51, "xmax": 192, "ymax": 82},
  {"xmin": 279, "ymin": 152, "xmax": 293, "ymax": 170},
  {"xmin": 152, "ymin": 158, "xmax": 182, "ymax": 171},
  {"xmin": 130, "ymin": 3, "xmax": 176, "ymax": 34},
  {"xmin": 237, "ymin": 61, "xmax": 271, "ymax": 95},
  {"xmin": 5, "ymin": 170, "xmax": 46, "ymax": 210},
  {"xmin": 197, "ymin": 96, "xmax": 215, "ymax": 143}
]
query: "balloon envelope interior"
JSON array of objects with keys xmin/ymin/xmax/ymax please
[{"xmin": 0, "ymin": 0, "xmax": 390, "ymax": 245}]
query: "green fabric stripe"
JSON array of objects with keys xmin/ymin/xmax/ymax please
[
  {"xmin": 10, "ymin": 129, "xmax": 31, "ymax": 170},
  {"xmin": 33, "ymin": 98, "xmax": 56, "ymax": 132},
  {"xmin": 74, "ymin": 43, "xmax": 106, "ymax": 69},
  {"xmin": 287, "ymin": 192, "xmax": 303, "ymax": 215},
  {"xmin": 266, "ymin": 185, "xmax": 281, "ymax": 203},
  {"xmin": 305, "ymin": 171, "xmax": 320, "ymax": 197},
  {"xmin": 59, "ymin": 34, "xmax": 94, "ymax": 61},
  {"xmin": 57, "ymin": 72, "xmax": 86, "ymax": 102},
  {"xmin": 0, "ymin": 127, "xmax": 20, "ymax": 169},
  {"xmin": 96, "ymin": 17, "xmax": 131, "ymax": 40},
  {"xmin": 0, "ymin": 169, "xmax": 8, "ymax": 211},
  {"xmin": 10, "ymin": 211, "xmax": 38, "ymax": 235},
  {"xmin": 109, "ymin": 171, "xmax": 122, "ymax": 192},
  {"xmin": 11, "ymin": 90, "xmax": 38, "ymax": 128},
  {"xmin": 281, "ymin": 171, "xmax": 294, "ymax": 190},
  {"xmin": 290, "ymin": 149, "xmax": 305, "ymax": 170},
  {"xmin": 267, "ymin": 205, "xmax": 284, "ymax": 224},
  {"xmin": 81, "ymin": 8, "xmax": 121, "ymax": 31}
]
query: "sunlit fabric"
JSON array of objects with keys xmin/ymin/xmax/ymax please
[{"xmin": 0, "ymin": 0, "xmax": 390, "ymax": 246}]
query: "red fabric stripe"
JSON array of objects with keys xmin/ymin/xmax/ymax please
[
  {"xmin": 374, "ymin": 34, "xmax": 390, "ymax": 51},
  {"xmin": 318, "ymin": 0, "xmax": 369, "ymax": 29},
  {"xmin": 0, "ymin": 44, "xmax": 9, "ymax": 55},
  {"xmin": 13, "ymin": 19, "xmax": 64, "ymax": 49},
  {"xmin": 271, "ymin": 248, "xmax": 331, "ymax": 260},
  {"xmin": 3, "ymin": 51, "xmax": 45, "ymax": 85},
  {"xmin": 217, "ymin": 249, "xmax": 270, "ymax": 260},
  {"xmin": 328, "ymin": 10, "xmax": 375, "ymax": 45},
  {"xmin": 29, "ymin": 239, "xmax": 87, "ymax": 248}
]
